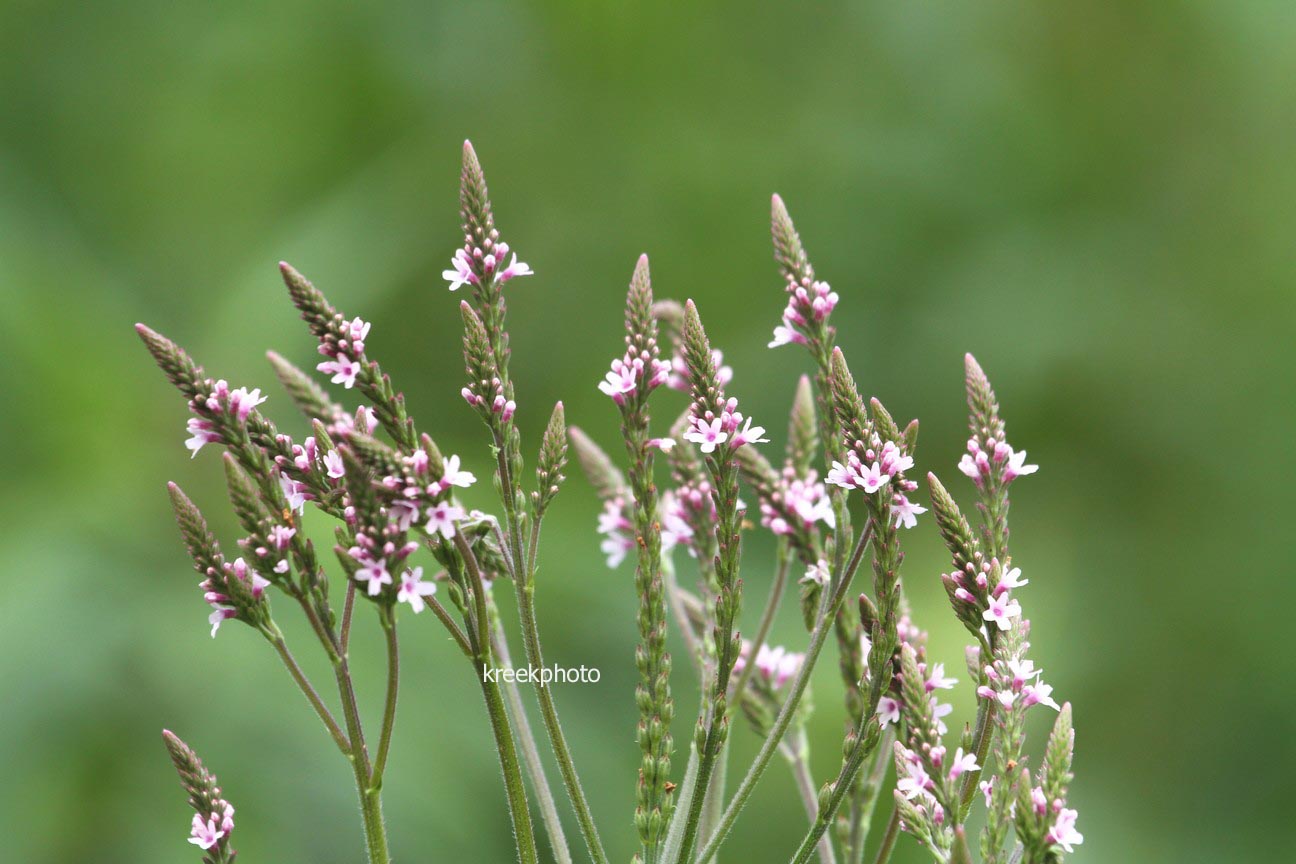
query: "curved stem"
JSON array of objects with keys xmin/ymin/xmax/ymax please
[
  {"xmin": 429, "ymin": 595, "xmax": 474, "ymax": 657},
  {"xmin": 781, "ymin": 732, "xmax": 837, "ymax": 864},
  {"xmin": 492, "ymin": 611, "xmax": 574, "ymax": 864},
  {"xmin": 868, "ymin": 809, "xmax": 900, "ymax": 864},
  {"xmin": 341, "ymin": 579, "xmax": 357, "ymax": 655},
  {"xmin": 333, "ymin": 655, "xmax": 386, "ymax": 864},
  {"xmin": 694, "ymin": 522, "xmax": 874, "ymax": 864},
  {"xmin": 957, "ymin": 683, "xmax": 998, "ymax": 818},
  {"xmin": 479, "ymin": 664, "xmax": 541, "ymax": 864},
  {"xmin": 265, "ymin": 627, "xmax": 350, "ymax": 755},
  {"xmin": 495, "ymin": 442, "xmax": 610, "ymax": 864},
  {"xmin": 369, "ymin": 610, "xmax": 400, "ymax": 786},
  {"xmin": 730, "ymin": 541, "xmax": 790, "ymax": 706}
]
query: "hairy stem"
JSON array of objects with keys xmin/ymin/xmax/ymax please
[
  {"xmin": 693, "ymin": 522, "xmax": 874, "ymax": 864},
  {"xmin": 369, "ymin": 610, "xmax": 400, "ymax": 786},
  {"xmin": 265, "ymin": 626, "xmax": 350, "ymax": 755},
  {"xmin": 492, "ymin": 610, "xmax": 573, "ymax": 864},
  {"xmin": 868, "ymin": 809, "xmax": 900, "ymax": 864},
  {"xmin": 781, "ymin": 732, "xmax": 838, "ymax": 864},
  {"xmin": 730, "ymin": 542, "xmax": 790, "ymax": 706}
]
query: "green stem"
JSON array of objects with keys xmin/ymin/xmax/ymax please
[
  {"xmin": 957, "ymin": 698, "xmax": 997, "ymax": 818},
  {"xmin": 369, "ymin": 610, "xmax": 400, "ymax": 786},
  {"xmin": 341, "ymin": 579, "xmax": 357, "ymax": 655},
  {"xmin": 781, "ymin": 733, "xmax": 837, "ymax": 864},
  {"xmin": 868, "ymin": 809, "xmax": 900, "ymax": 864},
  {"xmin": 265, "ymin": 626, "xmax": 350, "ymax": 755},
  {"xmin": 478, "ymin": 661, "xmax": 541, "ymax": 864},
  {"xmin": 333, "ymin": 655, "xmax": 387, "ymax": 864},
  {"xmin": 496, "ymin": 442, "xmax": 610, "ymax": 864},
  {"xmin": 491, "ymin": 610, "xmax": 574, "ymax": 864},
  {"xmin": 847, "ymin": 729, "xmax": 893, "ymax": 864},
  {"xmin": 429, "ymin": 595, "xmax": 474, "ymax": 657},
  {"xmin": 730, "ymin": 542, "xmax": 790, "ymax": 707},
  {"xmin": 693, "ymin": 522, "xmax": 874, "ymax": 864}
]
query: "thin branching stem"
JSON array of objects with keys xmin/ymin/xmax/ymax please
[
  {"xmin": 265, "ymin": 626, "xmax": 350, "ymax": 755},
  {"xmin": 693, "ymin": 521, "xmax": 874, "ymax": 864},
  {"xmin": 369, "ymin": 609, "xmax": 400, "ymax": 786}
]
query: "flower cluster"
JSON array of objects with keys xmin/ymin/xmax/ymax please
[
  {"xmin": 975, "ymin": 630, "xmax": 1060, "ymax": 713},
  {"xmin": 757, "ymin": 467, "xmax": 834, "ymax": 537},
  {"xmin": 443, "ymin": 243, "xmax": 532, "ymax": 293},
  {"xmin": 184, "ymin": 379, "xmax": 268, "ymax": 457},
  {"xmin": 768, "ymin": 279, "xmax": 838, "ymax": 348},
  {"xmin": 597, "ymin": 351, "xmax": 671, "ymax": 403},
  {"xmin": 189, "ymin": 800, "xmax": 236, "ymax": 851},
  {"xmin": 163, "ymin": 730, "xmax": 237, "ymax": 863},
  {"xmin": 202, "ymin": 557, "xmax": 270, "ymax": 637},
  {"xmin": 957, "ymin": 436, "xmax": 1038, "ymax": 488},
  {"xmin": 682, "ymin": 400, "xmax": 769, "ymax": 455}
]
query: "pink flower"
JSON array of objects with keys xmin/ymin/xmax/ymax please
[
  {"xmin": 443, "ymin": 248, "xmax": 477, "ymax": 291},
  {"xmin": 357, "ymin": 559, "xmax": 392, "ymax": 597},
  {"xmin": 925, "ymin": 663, "xmax": 957, "ymax": 691},
  {"xmin": 278, "ymin": 475, "xmax": 309, "ymax": 514},
  {"xmin": 877, "ymin": 696, "xmax": 901, "ymax": 726},
  {"xmin": 896, "ymin": 753, "xmax": 931, "ymax": 801},
  {"xmin": 858, "ymin": 461, "xmax": 888, "ymax": 494},
  {"xmin": 323, "ymin": 450, "xmax": 346, "ymax": 479},
  {"xmin": 801, "ymin": 559, "xmax": 831, "ymax": 587},
  {"xmin": 425, "ymin": 501, "xmax": 464, "ymax": 539},
  {"xmin": 947, "ymin": 747, "xmax": 980, "ymax": 781},
  {"xmin": 732, "ymin": 416, "xmax": 769, "ymax": 447},
  {"xmin": 396, "ymin": 566, "xmax": 437, "ymax": 613},
  {"xmin": 982, "ymin": 594, "xmax": 1022, "ymax": 631},
  {"xmin": 892, "ymin": 494, "xmax": 927, "ymax": 529},
  {"xmin": 185, "ymin": 418, "xmax": 221, "ymax": 457},
  {"xmin": 648, "ymin": 437, "xmax": 676, "ymax": 451},
  {"xmin": 768, "ymin": 317, "xmax": 806, "ymax": 348},
  {"xmin": 683, "ymin": 417, "xmax": 728, "ymax": 454},
  {"xmin": 1022, "ymin": 681, "xmax": 1061, "ymax": 711},
  {"xmin": 440, "ymin": 454, "xmax": 477, "ymax": 489},
  {"xmin": 598, "ymin": 358, "xmax": 639, "ymax": 401},
  {"xmin": 1004, "ymin": 447, "xmax": 1039, "ymax": 481},
  {"xmin": 188, "ymin": 813, "xmax": 225, "ymax": 850},
  {"xmin": 1047, "ymin": 807, "xmax": 1084, "ymax": 853},
  {"xmin": 601, "ymin": 533, "xmax": 634, "ymax": 568},
  {"xmin": 207, "ymin": 605, "xmax": 236, "ymax": 637},
  {"xmin": 498, "ymin": 253, "xmax": 533, "ymax": 283},
  {"xmin": 979, "ymin": 778, "xmax": 995, "ymax": 808},
  {"xmin": 269, "ymin": 525, "xmax": 296, "ymax": 551},
  {"xmin": 958, "ymin": 452, "xmax": 981, "ymax": 480},
  {"xmin": 996, "ymin": 566, "xmax": 1028, "ymax": 592},
  {"xmin": 317, "ymin": 353, "xmax": 360, "ymax": 389},
  {"xmin": 228, "ymin": 387, "xmax": 266, "ymax": 421}
]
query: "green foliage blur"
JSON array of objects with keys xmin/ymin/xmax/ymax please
[{"xmin": 2, "ymin": 1, "xmax": 1292, "ymax": 861}]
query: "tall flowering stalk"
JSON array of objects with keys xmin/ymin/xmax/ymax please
[
  {"xmin": 598, "ymin": 255, "xmax": 677, "ymax": 862},
  {"xmin": 139, "ymin": 140, "xmax": 1081, "ymax": 864}
]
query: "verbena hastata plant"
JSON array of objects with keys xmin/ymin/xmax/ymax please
[{"xmin": 140, "ymin": 141, "xmax": 1083, "ymax": 864}]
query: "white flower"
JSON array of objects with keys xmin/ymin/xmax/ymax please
[
  {"xmin": 396, "ymin": 567, "xmax": 437, "ymax": 614},
  {"xmin": 442, "ymin": 248, "xmax": 476, "ymax": 291}
]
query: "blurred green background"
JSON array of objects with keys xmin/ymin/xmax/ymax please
[{"xmin": 2, "ymin": 1, "xmax": 1293, "ymax": 861}]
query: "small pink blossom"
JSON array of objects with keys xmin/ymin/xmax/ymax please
[
  {"xmin": 425, "ymin": 501, "xmax": 464, "ymax": 539},
  {"xmin": 731, "ymin": 416, "xmax": 769, "ymax": 447},
  {"xmin": 318, "ymin": 354, "xmax": 360, "ymax": 389},
  {"xmin": 683, "ymin": 417, "xmax": 728, "ymax": 454},
  {"xmin": 598, "ymin": 358, "xmax": 639, "ymax": 401},
  {"xmin": 1047, "ymin": 807, "xmax": 1084, "ymax": 853},
  {"xmin": 1004, "ymin": 447, "xmax": 1039, "ymax": 481},
  {"xmin": 323, "ymin": 450, "xmax": 346, "ymax": 479},
  {"xmin": 877, "ymin": 696, "xmax": 901, "ymax": 726},
  {"xmin": 801, "ymin": 559, "xmax": 831, "ymax": 587},
  {"xmin": 982, "ymin": 594, "xmax": 1022, "ymax": 630},
  {"xmin": 188, "ymin": 813, "xmax": 225, "ymax": 850},
  {"xmin": 947, "ymin": 747, "xmax": 980, "ymax": 781},
  {"xmin": 925, "ymin": 663, "xmax": 957, "ymax": 691},
  {"xmin": 440, "ymin": 454, "xmax": 476, "ymax": 489},
  {"xmin": 228, "ymin": 387, "xmax": 266, "ymax": 421},
  {"xmin": 601, "ymin": 533, "xmax": 634, "ymax": 568},
  {"xmin": 207, "ymin": 605, "xmax": 236, "ymax": 638},
  {"xmin": 396, "ymin": 566, "xmax": 437, "ymax": 613},
  {"xmin": 443, "ymin": 248, "xmax": 477, "ymax": 291},
  {"xmin": 498, "ymin": 253, "xmax": 533, "ymax": 283},
  {"xmin": 278, "ymin": 475, "xmax": 309, "ymax": 514},
  {"xmin": 185, "ymin": 418, "xmax": 221, "ymax": 457},
  {"xmin": 996, "ymin": 565, "xmax": 1028, "ymax": 592},
  {"xmin": 357, "ymin": 559, "xmax": 392, "ymax": 597},
  {"xmin": 768, "ymin": 317, "xmax": 807, "ymax": 348},
  {"xmin": 892, "ymin": 494, "xmax": 927, "ymax": 529}
]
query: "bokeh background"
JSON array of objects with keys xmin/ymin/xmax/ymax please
[{"xmin": 2, "ymin": 1, "xmax": 1293, "ymax": 862}]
